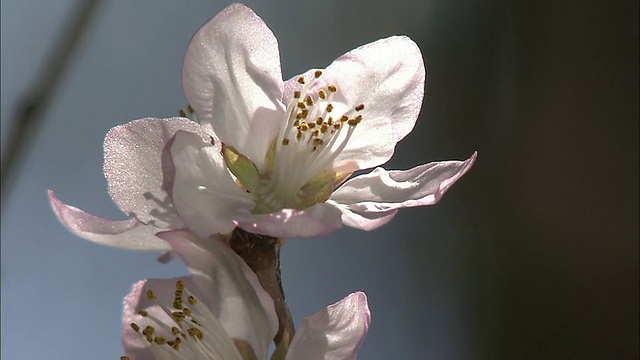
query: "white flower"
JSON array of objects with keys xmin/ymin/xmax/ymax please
[
  {"xmin": 48, "ymin": 3, "xmax": 476, "ymax": 250},
  {"xmin": 121, "ymin": 230, "xmax": 370, "ymax": 359}
]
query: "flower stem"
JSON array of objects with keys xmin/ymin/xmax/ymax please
[{"xmin": 230, "ymin": 228, "xmax": 295, "ymax": 348}]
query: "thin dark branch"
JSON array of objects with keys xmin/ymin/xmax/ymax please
[{"xmin": 1, "ymin": 0, "xmax": 104, "ymax": 210}]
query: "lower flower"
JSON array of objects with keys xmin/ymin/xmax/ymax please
[{"xmin": 120, "ymin": 230, "xmax": 370, "ymax": 360}]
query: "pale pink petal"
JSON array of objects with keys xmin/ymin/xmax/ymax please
[
  {"xmin": 156, "ymin": 230, "xmax": 278, "ymax": 359},
  {"xmin": 286, "ymin": 292, "xmax": 371, "ymax": 360},
  {"xmin": 48, "ymin": 190, "xmax": 170, "ymax": 251},
  {"xmin": 235, "ymin": 203, "xmax": 343, "ymax": 238},
  {"xmin": 104, "ymin": 117, "xmax": 209, "ymax": 227},
  {"xmin": 331, "ymin": 152, "xmax": 477, "ymax": 213},
  {"xmin": 330, "ymin": 201, "xmax": 398, "ymax": 231},
  {"xmin": 183, "ymin": 3, "xmax": 285, "ymax": 170},
  {"xmin": 167, "ymin": 131, "xmax": 255, "ymax": 238},
  {"xmin": 284, "ymin": 36, "xmax": 425, "ymax": 173},
  {"xmin": 121, "ymin": 278, "xmax": 242, "ymax": 360}
]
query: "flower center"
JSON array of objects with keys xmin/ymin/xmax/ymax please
[
  {"xmin": 122, "ymin": 280, "xmax": 252, "ymax": 359},
  {"xmin": 253, "ymin": 71, "xmax": 364, "ymax": 213}
]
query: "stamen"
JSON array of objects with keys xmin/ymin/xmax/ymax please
[
  {"xmin": 355, "ymin": 104, "xmax": 365, "ymax": 111},
  {"xmin": 314, "ymin": 70, "xmax": 323, "ymax": 78}
]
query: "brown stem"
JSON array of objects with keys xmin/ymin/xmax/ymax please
[{"xmin": 229, "ymin": 228, "xmax": 294, "ymax": 347}]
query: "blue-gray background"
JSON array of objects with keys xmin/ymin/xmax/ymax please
[{"xmin": 2, "ymin": 0, "xmax": 638, "ymax": 358}]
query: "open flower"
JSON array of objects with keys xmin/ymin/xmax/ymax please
[
  {"xmin": 49, "ymin": 3, "xmax": 476, "ymax": 250},
  {"xmin": 121, "ymin": 230, "xmax": 370, "ymax": 359}
]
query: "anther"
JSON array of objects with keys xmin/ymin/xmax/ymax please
[
  {"xmin": 176, "ymin": 280, "xmax": 185, "ymax": 291},
  {"xmin": 328, "ymin": 84, "xmax": 337, "ymax": 93},
  {"xmin": 154, "ymin": 336, "xmax": 167, "ymax": 345},
  {"xmin": 293, "ymin": 91, "xmax": 301, "ymax": 98},
  {"xmin": 340, "ymin": 115, "xmax": 349, "ymax": 122},
  {"xmin": 187, "ymin": 104, "xmax": 194, "ymax": 113},
  {"xmin": 146, "ymin": 290, "xmax": 155, "ymax": 300},
  {"xmin": 187, "ymin": 296, "xmax": 197, "ymax": 305},
  {"xmin": 282, "ymin": 138, "xmax": 290, "ymax": 145},
  {"xmin": 318, "ymin": 89, "xmax": 327, "ymax": 99},
  {"xmin": 297, "ymin": 77, "xmax": 306, "ymax": 84},
  {"xmin": 316, "ymin": 117, "xmax": 323, "ymax": 125},
  {"xmin": 297, "ymin": 102, "xmax": 306, "ymax": 109},
  {"xmin": 321, "ymin": 124, "xmax": 329, "ymax": 133},
  {"xmin": 130, "ymin": 323, "xmax": 140, "ymax": 332},
  {"xmin": 327, "ymin": 117, "xmax": 334, "ymax": 125},
  {"xmin": 182, "ymin": 308, "xmax": 192, "ymax": 316},
  {"xmin": 179, "ymin": 109, "xmax": 187, "ymax": 117},
  {"xmin": 305, "ymin": 96, "xmax": 314, "ymax": 106},
  {"xmin": 172, "ymin": 311, "xmax": 185, "ymax": 322},
  {"xmin": 314, "ymin": 70, "xmax": 322, "ymax": 78},
  {"xmin": 355, "ymin": 104, "xmax": 365, "ymax": 111},
  {"xmin": 326, "ymin": 104, "xmax": 334, "ymax": 112},
  {"xmin": 138, "ymin": 310, "xmax": 148, "ymax": 317}
]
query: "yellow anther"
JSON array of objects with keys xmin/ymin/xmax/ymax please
[
  {"xmin": 334, "ymin": 122, "xmax": 342, "ymax": 129},
  {"xmin": 326, "ymin": 104, "xmax": 334, "ymax": 112},
  {"xmin": 327, "ymin": 117, "xmax": 334, "ymax": 125},
  {"xmin": 179, "ymin": 109, "xmax": 187, "ymax": 117},
  {"xmin": 355, "ymin": 103, "xmax": 365, "ymax": 111},
  {"xmin": 173, "ymin": 299, "xmax": 183, "ymax": 309},
  {"xmin": 188, "ymin": 296, "xmax": 197, "ymax": 306},
  {"xmin": 171, "ymin": 327, "xmax": 181, "ymax": 335},
  {"xmin": 327, "ymin": 84, "xmax": 337, "ymax": 92},
  {"xmin": 293, "ymin": 91, "xmax": 301, "ymax": 98},
  {"xmin": 188, "ymin": 327, "xmax": 204, "ymax": 340},
  {"xmin": 314, "ymin": 70, "xmax": 322, "ymax": 78},
  {"xmin": 308, "ymin": 122, "xmax": 316, "ymax": 129},
  {"xmin": 313, "ymin": 138, "xmax": 324, "ymax": 146},
  {"xmin": 348, "ymin": 118, "xmax": 357, "ymax": 126},
  {"xmin": 305, "ymin": 96, "xmax": 314, "ymax": 106},
  {"xmin": 312, "ymin": 129, "xmax": 320, "ymax": 137},
  {"xmin": 138, "ymin": 310, "xmax": 148, "ymax": 317},
  {"xmin": 172, "ymin": 311, "xmax": 185, "ymax": 322},
  {"xmin": 182, "ymin": 308, "xmax": 192, "ymax": 316},
  {"xmin": 299, "ymin": 122, "xmax": 309, "ymax": 132},
  {"xmin": 282, "ymin": 138, "xmax": 290, "ymax": 145},
  {"xmin": 300, "ymin": 109, "xmax": 309, "ymax": 118},
  {"xmin": 355, "ymin": 114, "xmax": 363, "ymax": 123},
  {"xmin": 318, "ymin": 89, "xmax": 327, "ymax": 99},
  {"xmin": 176, "ymin": 280, "xmax": 185, "ymax": 291},
  {"xmin": 340, "ymin": 115, "xmax": 349, "ymax": 122},
  {"xmin": 187, "ymin": 104, "xmax": 194, "ymax": 113},
  {"xmin": 293, "ymin": 119, "xmax": 301, "ymax": 127},
  {"xmin": 321, "ymin": 124, "xmax": 329, "ymax": 133},
  {"xmin": 130, "ymin": 323, "xmax": 140, "ymax": 332},
  {"xmin": 154, "ymin": 336, "xmax": 167, "ymax": 345},
  {"xmin": 146, "ymin": 290, "xmax": 155, "ymax": 300},
  {"xmin": 297, "ymin": 101, "xmax": 306, "ymax": 109},
  {"xmin": 175, "ymin": 289, "xmax": 183, "ymax": 299},
  {"xmin": 316, "ymin": 117, "xmax": 323, "ymax": 125},
  {"xmin": 297, "ymin": 77, "xmax": 306, "ymax": 84},
  {"xmin": 142, "ymin": 326, "xmax": 155, "ymax": 336},
  {"xmin": 168, "ymin": 337, "xmax": 182, "ymax": 350}
]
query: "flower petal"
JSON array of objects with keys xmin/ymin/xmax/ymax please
[
  {"xmin": 104, "ymin": 117, "xmax": 209, "ymax": 227},
  {"xmin": 166, "ymin": 130, "xmax": 255, "ymax": 238},
  {"xmin": 48, "ymin": 190, "xmax": 170, "ymax": 251},
  {"xmin": 284, "ymin": 36, "xmax": 425, "ymax": 172},
  {"xmin": 286, "ymin": 292, "xmax": 371, "ymax": 360},
  {"xmin": 121, "ymin": 278, "xmax": 243, "ymax": 360},
  {"xmin": 156, "ymin": 230, "xmax": 278, "ymax": 359},
  {"xmin": 235, "ymin": 202, "xmax": 343, "ymax": 238},
  {"xmin": 183, "ymin": 3, "xmax": 285, "ymax": 170},
  {"xmin": 331, "ymin": 152, "xmax": 477, "ymax": 213},
  {"xmin": 329, "ymin": 200, "xmax": 398, "ymax": 231}
]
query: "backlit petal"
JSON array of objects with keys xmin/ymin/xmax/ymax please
[
  {"xmin": 157, "ymin": 230, "xmax": 278, "ymax": 359},
  {"xmin": 167, "ymin": 131, "xmax": 255, "ymax": 238},
  {"xmin": 235, "ymin": 203, "xmax": 343, "ymax": 238},
  {"xmin": 104, "ymin": 117, "xmax": 209, "ymax": 227},
  {"xmin": 284, "ymin": 36, "xmax": 425, "ymax": 173},
  {"xmin": 183, "ymin": 3, "xmax": 284, "ymax": 170},
  {"xmin": 331, "ymin": 152, "xmax": 477, "ymax": 213},
  {"xmin": 48, "ymin": 190, "xmax": 170, "ymax": 251},
  {"xmin": 287, "ymin": 292, "xmax": 370, "ymax": 360}
]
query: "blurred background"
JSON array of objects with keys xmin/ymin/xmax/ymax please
[{"xmin": 2, "ymin": 0, "xmax": 638, "ymax": 358}]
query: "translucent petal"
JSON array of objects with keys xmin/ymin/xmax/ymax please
[{"xmin": 183, "ymin": 3, "xmax": 285, "ymax": 170}]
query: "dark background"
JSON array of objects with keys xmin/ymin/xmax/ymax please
[{"xmin": 2, "ymin": 0, "xmax": 638, "ymax": 358}]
